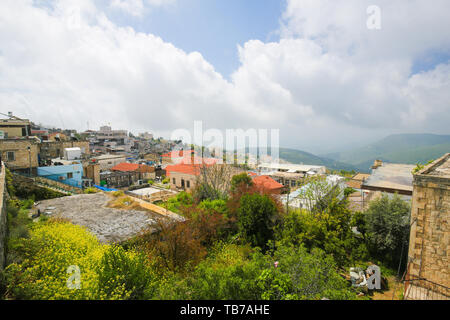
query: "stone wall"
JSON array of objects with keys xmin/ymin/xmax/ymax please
[
  {"xmin": 35, "ymin": 176, "xmax": 83, "ymax": 194},
  {"xmin": 407, "ymin": 154, "xmax": 450, "ymax": 290},
  {"xmin": 0, "ymin": 163, "xmax": 7, "ymax": 270},
  {"xmin": 39, "ymin": 141, "xmax": 90, "ymax": 161},
  {"xmin": 0, "ymin": 138, "xmax": 39, "ymax": 171},
  {"xmin": 169, "ymin": 172, "xmax": 197, "ymax": 191}
]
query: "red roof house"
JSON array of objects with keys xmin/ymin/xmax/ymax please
[{"xmin": 252, "ymin": 175, "xmax": 284, "ymax": 194}]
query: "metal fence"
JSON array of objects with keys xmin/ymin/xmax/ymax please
[{"xmin": 403, "ymin": 278, "xmax": 450, "ymax": 300}]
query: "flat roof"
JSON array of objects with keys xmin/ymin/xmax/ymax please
[
  {"xmin": 258, "ymin": 163, "xmax": 325, "ymax": 172},
  {"xmin": 362, "ymin": 163, "xmax": 415, "ymax": 194}
]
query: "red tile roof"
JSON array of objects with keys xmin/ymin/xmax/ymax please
[
  {"xmin": 253, "ymin": 175, "xmax": 284, "ymax": 191},
  {"xmin": 165, "ymin": 164, "xmax": 203, "ymax": 176}
]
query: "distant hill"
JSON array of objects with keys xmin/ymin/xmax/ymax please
[
  {"xmin": 323, "ymin": 134, "xmax": 450, "ymax": 172},
  {"xmin": 277, "ymin": 148, "xmax": 358, "ymax": 172}
]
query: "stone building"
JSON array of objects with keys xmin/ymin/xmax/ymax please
[
  {"xmin": 405, "ymin": 153, "xmax": 450, "ymax": 300},
  {"xmin": 0, "ymin": 138, "xmax": 39, "ymax": 172},
  {"xmin": 0, "ymin": 117, "xmax": 31, "ymax": 138},
  {"xmin": 39, "ymin": 141, "xmax": 90, "ymax": 163}
]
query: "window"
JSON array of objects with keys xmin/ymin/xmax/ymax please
[
  {"xmin": 187, "ymin": 181, "xmax": 190, "ymax": 188},
  {"xmin": 173, "ymin": 178, "xmax": 176, "ymax": 184},
  {"xmin": 67, "ymin": 172, "xmax": 73, "ymax": 179},
  {"xmin": 291, "ymin": 180, "xmax": 296, "ymax": 187},
  {"xmin": 7, "ymin": 151, "xmax": 15, "ymax": 162}
]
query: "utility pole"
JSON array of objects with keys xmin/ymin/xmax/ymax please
[{"xmin": 27, "ymin": 146, "xmax": 31, "ymax": 176}]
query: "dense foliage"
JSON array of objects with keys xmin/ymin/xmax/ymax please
[
  {"xmin": 363, "ymin": 194, "xmax": 411, "ymax": 269},
  {"xmin": 2, "ymin": 169, "xmax": 411, "ymax": 300}
]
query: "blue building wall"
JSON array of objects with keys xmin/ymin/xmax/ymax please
[{"xmin": 37, "ymin": 164, "xmax": 83, "ymax": 188}]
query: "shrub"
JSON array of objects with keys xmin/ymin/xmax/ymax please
[
  {"xmin": 258, "ymin": 245, "xmax": 354, "ymax": 300},
  {"xmin": 112, "ymin": 190, "xmax": 124, "ymax": 197},
  {"xmin": 84, "ymin": 187, "xmax": 99, "ymax": 194},
  {"xmin": 97, "ymin": 246, "xmax": 152, "ymax": 300},
  {"xmin": 237, "ymin": 193, "xmax": 279, "ymax": 249},
  {"xmin": 365, "ymin": 193, "xmax": 411, "ymax": 268},
  {"xmin": 3, "ymin": 222, "xmax": 149, "ymax": 300},
  {"xmin": 188, "ymin": 243, "xmax": 264, "ymax": 300}
]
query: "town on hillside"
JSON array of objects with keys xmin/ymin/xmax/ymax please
[{"xmin": 0, "ymin": 112, "xmax": 448, "ymax": 301}]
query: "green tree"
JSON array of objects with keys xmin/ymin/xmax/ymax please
[
  {"xmin": 231, "ymin": 173, "xmax": 253, "ymax": 192},
  {"xmin": 258, "ymin": 245, "xmax": 354, "ymax": 300},
  {"xmin": 365, "ymin": 193, "xmax": 411, "ymax": 268},
  {"xmin": 237, "ymin": 193, "xmax": 279, "ymax": 249}
]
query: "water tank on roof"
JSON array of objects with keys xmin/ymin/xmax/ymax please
[{"xmin": 64, "ymin": 147, "xmax": 81, "ymax": 160}]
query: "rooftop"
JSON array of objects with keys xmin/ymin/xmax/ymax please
[
  {"xmin": 416, "ymin": 153, "xmax": 450, "ymax": 179},
  {"xmin": 111, "ymin": 162, "xmax": 153, "ymax": 172},
  {"xmin": 36, "ymin": 193, "xmax": 165, "ymax": 243},
  {"xmin": 165, "ymin": 163, "xmax": 204, "ymax": 176},
  {"xmin": 253, "ymin": 175, "xmax": 284, "ymax": 191},
  {"xmin": 362, "ymin": 161, "xmax": 415, "ymax": 195},
  {"xmin": 258, "ymin": 162, "xmax": 325, "ymax": 173}
]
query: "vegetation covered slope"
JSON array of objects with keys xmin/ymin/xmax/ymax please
[
  {"xmin": 324, "ymin": 134, "xmax": 450, "ymax": 172},
  {"xmin": 278, "ymin": 148, "xmax": 358, "ymax": 172}
]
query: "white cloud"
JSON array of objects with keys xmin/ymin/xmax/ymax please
[
  {"xmin": 110, "ymin": 0, "xmax": 144, "ymax": 17},
  {"xmin": 110, "ymin": 0, "xmax": 175, "ymax": 17},
  {"xmin": 0, "ymin": 0, "xmax": 449, "ymax": 153}
]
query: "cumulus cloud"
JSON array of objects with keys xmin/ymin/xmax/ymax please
[
  {"xmin": 0, "ymin": 0, "xmax": 449, "ymax": 153},
  {"xmin": 110, "ymin": 0, "xmax": 175, "ymax": 16}
]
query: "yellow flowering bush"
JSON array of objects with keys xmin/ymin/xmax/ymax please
[{"xmin": 4, "ymin": 221, "xmax": 151, "ymax": 300}]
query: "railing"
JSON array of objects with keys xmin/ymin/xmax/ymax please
[{"xmin": 403, "ymin": 278, "xmax": 450, "ymax": 300}]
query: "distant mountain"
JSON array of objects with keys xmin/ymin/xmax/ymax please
[
  {"xmin": 323, "ymin": 134, "xmax": 450, "ymax": 172},
  {"xmin": 277, "ymin": 148, "xmax": 358, "ymax": 172}
]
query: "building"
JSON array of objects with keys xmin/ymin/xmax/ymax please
[
  {"xmin": 48, "ymin": 132, "xmax": 69, "ymax": 142},
  {"xmin": 165, "ymin": 163, "xmax": 202, "ymax": 191},
  {"xmin": 30, "ymin": 128, "xmax": 49, "ymax": 140},
  {"xmin": 404, "ymin": 153, "xmax": 450, "ymax": 300},
  {"xmin": 84, "ymin": 163, "xmax": 100, "ymax": 186},
  {"xmin": 258, "ymin": 162, "xmax": 327, "ymax": 188},
  {"xmin": 282, "ymin": 175, "xmax": 345, "ymax": 211},
  {"xmin": 252, "ymin": 175, "xmax": 285, "ymax": 194},
  {"xmin": 89, "ymin": 154, "xmax": 127, "ymax": 171},
  {"xmin": 91, "ymin": 126, "xmax": 132, "ymax": 153},
  {"xmin": 162, "ymin": 149, "xmax": 196, "ymax": 164},
  {"xmin": 37, "ymin": 162, "xmax": 83, "ymax": 188},
  {"xmin": 39, "ymin": 140, "xmax": 90, "ymax": 164},
  {"xmin": 346, "ymin": 173, "xmax": 371, "ymax": 190},
  {"xmin": 362, "ymin": 160, "xmax": 415, "ymax": 196},
  {"xmin": 139, "ymin": 132, "xmax": 154, "ymax": 140},
  {"xmin": 0, "ymin": 138, "xmax": 39, "ymax": 173},
  {"xmin": 100, "ymin": 171, "xmax": 140, "ymax": 189},
  {"xmin": 111, "ymin": 163, "xmax": 156, "ymax": 181},
  {"xmin": 0, "ymin": 117, "xmax": 31, "ymax": 139}
]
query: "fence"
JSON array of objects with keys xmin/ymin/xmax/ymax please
[{"xmin": 403, "ymin": 278, "xmax": 450, "ymax": 300}]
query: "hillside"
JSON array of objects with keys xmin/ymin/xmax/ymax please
[
  {"xmin": 277, "ymin": 148, "xmax": 358, "ymax": 172},
  {"xmin": 324, "ymin": 134, "xmax": 450, "ymax": 172}
]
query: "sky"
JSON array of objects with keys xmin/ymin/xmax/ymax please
[{"xmin": 1, "ymin": 0, "xmax": 450, "ymax": 154}]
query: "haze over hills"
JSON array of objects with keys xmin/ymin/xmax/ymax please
[
  {"xmin": 277, "ymin": 148, "xmax": 358, "ymax": 172},
  {"xmin": 322, "ymin": 133, "xmax": 450, "ymax": 172}
]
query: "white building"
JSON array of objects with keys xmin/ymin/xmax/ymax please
[{"xmin": 282, "ymin": 175, "xmax": 346, "ymax": 211}]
